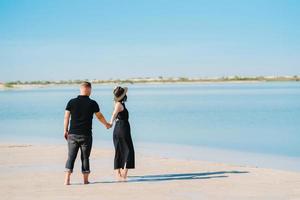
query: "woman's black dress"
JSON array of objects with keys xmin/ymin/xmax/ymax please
[{"xmin": 113, "ymin": 103, "xmax": 135, "ymax": 169}]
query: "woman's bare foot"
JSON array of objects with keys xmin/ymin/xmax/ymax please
[
  {"xmin": 116, "ymin": 175, "xmax": 127, "ymax": 182},
  {"xmin": 120, "ymin": 177, "xmax": 127, "ymax": 182},
  {"xmin": 115, "ymin": 169, "xmax": 123, "ymax": 181},
  {"xmin": 115, "ymin": 173, "xmax": 123, "ymax": 181}
]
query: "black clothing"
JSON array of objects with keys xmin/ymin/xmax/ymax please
[
  {"xmin": 65, "ymin": 134, "xmax": 93, "ymax": 173},
  {"xmin": 65, "ymin": 95, "xmax": 99, "ymax": 173},
  {"xmin": 66, "ymin": 95, "xmax": 99, "ymax": 136},
  {"xmin": 113, "ymin": 103, "xmax": 135, "ymax": 169}
]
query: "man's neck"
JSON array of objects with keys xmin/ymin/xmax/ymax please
[{"xmin": 79, "ymin": 94, "xmax": 89, "ymax": 97}]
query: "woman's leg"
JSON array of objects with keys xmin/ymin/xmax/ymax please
[
  {"xmin": 115, "ymin": 169, "xmax": 122, "ymax": 181},
  {"xmin": 121, "ymin": 168, "xmax": 128, "ymax": 180}
]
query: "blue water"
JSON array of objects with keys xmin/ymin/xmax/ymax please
[{"xmin": 0, "ymin": 82, "xmax": 299, "ymax": 158}]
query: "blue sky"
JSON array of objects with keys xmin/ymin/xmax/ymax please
[{"xmin": 0, "ymin": 0, "xmax": 299, "ymax": 81}]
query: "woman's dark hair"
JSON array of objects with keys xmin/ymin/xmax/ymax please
[{"xmin": 119, "ymin": 94, "xmax": 127, "ymax": 102}]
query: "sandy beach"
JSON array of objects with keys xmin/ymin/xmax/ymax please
[{"xmin": 0, "ymin": 143, "xmax": 299, "ymax": 200}]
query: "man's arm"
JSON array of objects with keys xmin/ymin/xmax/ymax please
[
  {"xmin": 64, "ymin": 110, "xmax": 70, "ymax": 140},
  {"xmin": 95, "ymin": 112, "xmax": 111, "ymax": 129}
]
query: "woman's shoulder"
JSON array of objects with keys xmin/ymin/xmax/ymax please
[
  {"xmin": 115, "ymin": 101, "xmax": 122, "ymax": 106},
  {"xmin": 115, "ymin": 102, "xmax": 124, "ymax": 111}
]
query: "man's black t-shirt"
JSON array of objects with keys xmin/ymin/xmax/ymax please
[{"xmin": 66, "ymin": 95, "xmax": 100, "ymax": 135}]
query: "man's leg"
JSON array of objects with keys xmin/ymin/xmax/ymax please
[
  {"xmin": 83, "ymin": 173, "xmax": 89, "ymax": 184},
  {"xmin": 80, "ymin": 135, "xmax": 92, "ymax": 184},
  {"xmin": 64, "ymin": 171, "xmax": 71, "ymax": 185},
  {"xmin": 65, "ymin": 135, "xmax": 80, "ymax": 185}
]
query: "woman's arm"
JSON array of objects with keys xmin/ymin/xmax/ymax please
[{"xmin": 110, "ymin": 102, "xmax": 123, "ymax": 125}]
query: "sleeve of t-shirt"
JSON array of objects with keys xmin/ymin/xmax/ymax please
[
  {"xmin": 66, "ymin": 100, "xmax": 72, "ymax": 111},
  {"xmin": 93, "ymin": 101, "xmax": 100, "ymax": 113}
]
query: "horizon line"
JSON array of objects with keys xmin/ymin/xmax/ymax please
[{"xmin": 1, "ymin": 74, "xmax": 300, "ymax": 84}]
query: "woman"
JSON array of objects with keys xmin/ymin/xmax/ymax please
[{"xmin": 109, "ymin": 86, "xmax": 135, "ymax": 181}]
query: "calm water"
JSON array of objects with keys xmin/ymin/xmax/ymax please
[{"xmin": 0, "ymin": 82, "xmax": 299, "ymax": 158}]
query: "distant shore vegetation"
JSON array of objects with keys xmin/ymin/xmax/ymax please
[{"xmin": 1, "ymin": 75, "xmax": 300, "ymax": 88}]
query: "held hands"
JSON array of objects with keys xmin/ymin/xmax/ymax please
[{"xmin": 105, "ymin": 122, "xmax": 112, "ymax": 129}]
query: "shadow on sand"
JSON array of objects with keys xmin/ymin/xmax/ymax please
[{"xmin": 93, "ymin": 170, "xmax": 249, "ymax": 184}]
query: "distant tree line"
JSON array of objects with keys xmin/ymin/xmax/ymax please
[{"xmin": 2, "ymin": 75, "xmax": 300, "ymax": 88}]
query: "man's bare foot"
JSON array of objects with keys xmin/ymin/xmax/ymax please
[
  {"xmin": 64, "ymin": 180, "xmax": 70, "ymax": 185},
  {"xmin": 83, "ymin": 173, "xmax": 89, "ymax": 184},
  {"xmin": 64, "ymin": 171, "xmax": 71, "ymax": 185}
]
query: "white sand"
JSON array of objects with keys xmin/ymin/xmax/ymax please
[{"xmin": 0, "ymin": 144, "xmax": 299, "ymax": 200}]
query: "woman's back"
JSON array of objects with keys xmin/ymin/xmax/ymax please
[{"xmin": 116, "ymin": 103, "xmax": 129, "ymax": 121}]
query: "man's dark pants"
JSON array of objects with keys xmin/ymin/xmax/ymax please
[{"xmin": 65, "ymin": 134, "xmax": 93, "ymax": 173}]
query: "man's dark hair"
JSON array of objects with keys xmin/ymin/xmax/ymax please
[{"xmin": 81, "ymin": 81, "xmax": 91, "ymax": 88}]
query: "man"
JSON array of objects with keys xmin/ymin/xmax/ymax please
[{"xmin": 63, "ymin": 81, "xmax": 111, "ymax": 185}]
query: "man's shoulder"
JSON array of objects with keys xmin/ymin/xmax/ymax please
[
  {"xmin": 66, "ymin": 97, "xmax": 78, "ymax": 111},
  {"xmin": 89, "ymin": 98, "xmax": 98, "ymax": 104},
  {"xmin": 89, "ymin": 98, "xmax": 100, "ymax": 112},
  {"xmin": 68, "ymin": 97, "xmax": 78, "ymax": 103}
]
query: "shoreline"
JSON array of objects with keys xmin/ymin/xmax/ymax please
[
  {"xmin": 1, "ymin": 139, "xmax": 300, "ymax": 173},
  {"xmin": 137, "ymin": 142, "xmax": 300, "ymax": 173},
  {"xmin": 1, "ymin": 79, "xmax": 300, "ymax": 90},
  {"xmin": 0, "ymin": 143, "xmax": 299, "ymax": 199}
]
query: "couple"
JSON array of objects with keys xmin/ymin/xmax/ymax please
[{"xmin": 63, "ymin": 82, "xmax": 135, "ymax": 185}]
